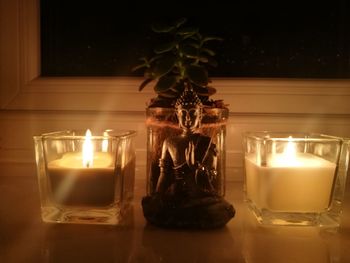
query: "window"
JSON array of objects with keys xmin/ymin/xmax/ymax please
[
  {"xmin": 41, "ymin": 1, "xmax": 350, "ymax": 78},
  {"xmin": 1, "ymin": 0, "xmax": 350, "ymax": 114}
]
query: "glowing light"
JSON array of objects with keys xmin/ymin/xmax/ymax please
[
  {"xmin": 102, "ymin": 131, "xmax": 109, "ymax": 152},
  {"xmin": 283, "ymin": 136, "xmax": 298, "ymax": 166},
  {"xmin": 82, "ymin": 129, "xmax": 93, "ymax": 167},
  {"xmin": 268, "ymin": 136, "xmax": 300, "ymax": 167}
]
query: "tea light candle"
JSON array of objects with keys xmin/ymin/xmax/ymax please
[
  {"xmin": 47, "ymin": 130, "xmax": 116, "ymax": 207},
  {"xmin": 245, "ymin": 137, "xmax": 336, "ymax": 213}
]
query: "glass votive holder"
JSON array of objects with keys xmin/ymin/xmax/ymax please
[
  {"xmin": 33, "ymin": 129, "xmax": 136, "ymax": 225},
  {"xmin": 243, "ymin": 132, "xmax": 349, "ymax": 228}
]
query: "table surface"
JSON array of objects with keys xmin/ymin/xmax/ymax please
[{"xmin": 1, "ymin": 167, "xmax": 350, "ymax": 263}]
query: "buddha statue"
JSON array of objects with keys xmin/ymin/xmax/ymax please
[
  {"xmin": 156, "ymin": 87, "xmax": 217, "ymax": 197},
  {"xmin": 142, "ymin": 87, "xmax": 235, "ymax": 228}
]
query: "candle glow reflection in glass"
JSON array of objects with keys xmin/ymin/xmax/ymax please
[
  {"xmin": 82, "ymin": 129, "xmax": 93, "ymax": 167},
  {"xmin": 243, "ymin": 132, "xmax": 349, "ymax": 228}
]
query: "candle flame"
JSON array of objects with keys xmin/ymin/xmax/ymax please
[
  {"xmin": 102, "ymin": 131, "xmax": 109, "ymax": 152},
  {"xmin": 82, "ymin": 129, "xmax": 93, "ymax": 167},
  {"xmin": 283, "ymin": 136, "xmax": 298, "ymax": 166}
]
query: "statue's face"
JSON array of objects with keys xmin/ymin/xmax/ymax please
[{"xmin": 177, "ymin": 106, "xmax": 201, "ymax": 131}]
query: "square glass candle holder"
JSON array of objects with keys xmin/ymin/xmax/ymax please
[
  {"xmin": 33, "ymin": 129, "xmax": 136, "ymax": 225},
  {"xmin": 243, "ymin": 132, "xmax": 349, "ymax": 227}
]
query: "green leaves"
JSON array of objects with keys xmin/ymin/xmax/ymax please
[
  {"xmin": 185, "ymin": 65, "xmax": 208, "ymax": 86},
  {"xmin": 180, "ymin": 45, "xmax": 197, "ymax": 58},
  {"xmin": 154, "ymin": 76, "xmax": 177, "ymax": 93},
  {"xmin": 151, "ymin": 23, "xmax": 175, "ymax": 33},
  {"xmin": 139, "ymin": 78, "xmax": 153, "ymax": 91},
  {"xmin": 131, "ymin": 57, "xmax": 151, "ymax": 72},
  {"xmin": 151, "ymin": 17, "xmax": 189, "ymax": 34},
  {"xmin": 154, "ymin": 42, "xmax": 176, "ymax": 54},
  {"xmin": 176, "ymin": 27, "xmax": 198, "ymax": 36},
  {"xmin": 203, "ymin": 36, "xmax": 224, "ymax": 43},
  {"xmin": 152, "ymin": 55, "xmax": 176, "ymax": 78},
  {"xmin": 201, "ymin": 48, "xmax": 215, "ymax": 56},
  {"xmin": 193, "ymin": 85, "xmax": 217, "ymax": 96},
  {"xmin": 174, "ymin": 18, "xmax": 187, "ymax": 28},
  {"xmin": 134, "ymin": 18, "xmax": 223, "ymax": 106}
]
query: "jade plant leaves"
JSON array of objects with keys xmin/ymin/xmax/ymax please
[
  {"xmin": 151, "ymin": 23, "xmax": 175, "ymax": 33},
  {"xmin": 185, "ymin": 65, "xmax": 208, "ymax": 87},
  {"xmin": 181, "ymin": 45, "xmax": 198, "ymax": 58},
  {"xmin": 174, "ymin": 17, "xmax": 187, "ymax": 28},
  {"xmin": 139, "ymin": 78, "xmax": 153, "ymax": 91},
  {"xmin": 206, "ymin": 86, "xmax": 217, "ymax": 96},
  {"xmin": 201, "ymin": 48, "xmax": 216, "ymax": 56},
  {"xmin": 193, "ymin": 85, "xmax": 217, "ymax": 96},
  {"xmin": 159, "ymin": 89, "xmax": 180, "ymax": 98},
  {"xmin": 154, "ymin": 75, "xmax": 177, "ymax": 93},
  {"xmin": 198, "ymin": 56, "xmax": 209, "ymax": 63},
  {"xmin": 135, "ymin": 18, "xmax": 224, "ymax": 108},
  {"xmin": 176, "ymin": 27, "xmax": 198, "ymax": 36},
  {"xmin": 152, "ymin": 55, "xmax": 176, "ymax": 78},
  {"xmin": 203, "ymin": 36, "xmax": 224, "ymax": 42},
  {"xmin": 154, "ymin": 42, "xmax": 176, "ymax": 54}
]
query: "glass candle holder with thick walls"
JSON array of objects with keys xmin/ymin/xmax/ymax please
[
  {"xmin": 243, "ymin": 132, "xmax": 349, "ymax": 228},
  {"xmin": 34, "ymin": 130, "xmax": 136, "ymax": 225}
]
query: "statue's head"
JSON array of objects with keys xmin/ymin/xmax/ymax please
[{"xmin": 175, "ymin": 87, "xmax": 203, "ymax": 132}]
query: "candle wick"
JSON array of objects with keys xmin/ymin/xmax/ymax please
[{"xmin": 86, "ymin": 162, "xmax": 90, "ymax": 168}]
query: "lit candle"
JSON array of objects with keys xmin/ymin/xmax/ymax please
[
  {"xmin": 47, "ymin": 129, "xmax": 116, "ymax": 207},
  {"xmin": 245, "ymin": 137, "xmax": 336, "ymax": 213}
]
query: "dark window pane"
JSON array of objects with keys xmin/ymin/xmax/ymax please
[{"xmin": 41, "ymin": 1, "xmax": 350, "ymax": 78}]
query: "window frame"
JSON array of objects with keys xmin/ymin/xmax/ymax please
[{"xmin": 1, "ymin": 0, "xmax": 350, "ymax": 114}]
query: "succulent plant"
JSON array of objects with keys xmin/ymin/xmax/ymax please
[{"xmin": 133, "ymin": 18, "xmax": 224, "ymax": 108}]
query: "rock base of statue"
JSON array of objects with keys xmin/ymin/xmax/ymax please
[{"xmin": 142, "ymin": 194, "xmax": 235, "ymax": 229}]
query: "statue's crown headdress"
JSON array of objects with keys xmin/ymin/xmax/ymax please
[{"xmin": 175, "ymin": 86, "xmax": 202, "ymax": 109}]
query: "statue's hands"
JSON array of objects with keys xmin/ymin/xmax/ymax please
[{"xmin": 185, "ymin": 141, "xmax": 196, "ymax": 168}]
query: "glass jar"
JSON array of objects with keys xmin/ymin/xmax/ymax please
[
  {"xmin": 33, "ymin": 129, "xmax": 136, "ymax": 225},
  {"xmin": 243, "ymin": 131, "xmax": 349, "ymax": 228},
  {"xmin": 145, "ymin": 107, "xmax": 229, "ymax": 196}
]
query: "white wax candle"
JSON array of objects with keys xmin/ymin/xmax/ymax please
[
  {"xmin": 245, "ymin": 153, "xmax": 336, "ymax": 212},
  {"xmin": 50, "ymin": 152, "xmax": 113, "ymax": 168},
  {"xmin": 47, "ymin": 152, "xmax": 116, "ymax": 207}
]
